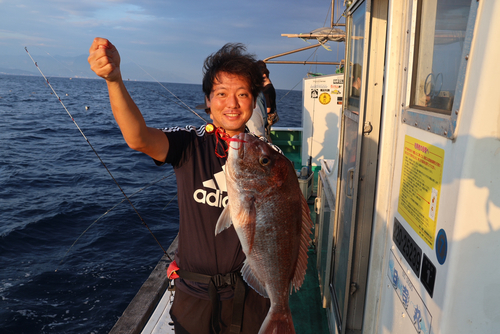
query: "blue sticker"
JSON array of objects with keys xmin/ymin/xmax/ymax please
[{"xmin": 435, "ymin": 229, "xmax": 447, "ymax": 265}]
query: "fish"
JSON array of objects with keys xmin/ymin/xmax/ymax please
[{"xmin": 215, "ymin": 133, "xmax": 313, "ymax": 334}]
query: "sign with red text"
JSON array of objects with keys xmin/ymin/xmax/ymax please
[{"xmin": 398, "ymin": 136, "xmax": 445, "ymax": 248}]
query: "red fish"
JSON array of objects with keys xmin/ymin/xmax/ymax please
[{"xmin": 216, "ymin": 133, "xmax": 312, "ymax": 334}]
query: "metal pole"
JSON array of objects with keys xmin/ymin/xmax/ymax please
[
  {"xmin": 331, "ymin": 0, "xmax": 335, "ymax": 27},
  {"xmin": 265, "ymin": 60, "xmax": 342, "ymax": 65},
  {"xmin": 263, "ymin": 43, "xmax": 324, "ymax": 62}
]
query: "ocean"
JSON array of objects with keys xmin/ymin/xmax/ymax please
[{"xmin": 0, "ymin": 74, "xmax": 303, "ymax": 333}]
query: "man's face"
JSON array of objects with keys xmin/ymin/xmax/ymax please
[{"xmin": 206, "ymin": 71, "xmax": 254, "ymax": 137}]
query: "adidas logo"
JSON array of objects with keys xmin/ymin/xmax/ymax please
[{"xmin": 193, "ymin": 166, "xmax": 229, "ymax": 208}]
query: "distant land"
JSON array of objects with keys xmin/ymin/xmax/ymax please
[
  {"xmin": 1, "ymin": 53, "xmax": 305, "ymax": 91},
  {"xmin": 0, "ymin": 54, "xmax": 190, "ymax": 84}
]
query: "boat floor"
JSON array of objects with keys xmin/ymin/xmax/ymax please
[
  {"xmin": 290, "ymin": 247, "xmax": 330, "ymax": 333},
  {"xmin": 289, "ymin": 196, "xmax": 329, "ymax": 333}
]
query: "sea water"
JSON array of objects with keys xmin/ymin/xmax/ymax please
[{"xmin": 0, "ymin": 74, "xmax": 302, "ymax": 333}]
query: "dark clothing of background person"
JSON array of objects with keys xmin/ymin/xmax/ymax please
[{"xmin": 262, "ymin": 84, "xmax": 276, "ymax": 115}]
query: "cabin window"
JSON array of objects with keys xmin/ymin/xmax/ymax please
[
  {"xmin": 346, "ymin": 1, "xmax": 366, "ymax": 113},
  {"xmin": 410, "ymin": 0, "xmax": 472, "ymax": 115}
]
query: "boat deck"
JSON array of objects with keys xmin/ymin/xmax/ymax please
[
  {"xmin": 290, "ymin": 248, "xmax": 330, "ymax": 333},
  {"xmin": 289, "ymin": 198, "xmax": 329, "ymax": 334}
]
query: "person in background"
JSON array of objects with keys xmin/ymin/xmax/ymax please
[
  {"xmin": 246, "ymin": 91, "xmax": 267, "ymax": 137},
  {"xmin": 348, "ymin": 63, "xmax": 362, "ymax": 109},
  {"xmin": 256, "ymin": 61, "xmax": 278, "ymax": 140},
  {"xmin": 351, "ymin": 63, "xmax": 362, "ymax": 97},
  {"xmin": 88, "ymin": 38, "xmax": 270, "ymax": 334}
]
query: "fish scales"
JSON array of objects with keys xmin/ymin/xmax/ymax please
[{"xmin": 216, "ymin": 133, "xmax": 313, "ymax": 334}]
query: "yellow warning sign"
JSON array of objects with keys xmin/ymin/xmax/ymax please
[
  {"xmin": 319, "ymin": 93, "xmax": 331, "ymax": 105},
  {"xmin": 397, "ymin": 135, "xmax": 444, "ymax": 249}
]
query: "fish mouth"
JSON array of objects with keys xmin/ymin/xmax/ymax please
[{"xmin": 227, "ymin": 133, "xmax": 246, "ymax": 159}]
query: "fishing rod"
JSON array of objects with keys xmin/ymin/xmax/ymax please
[
  {"xmin": 55, "ymin": 173, "xmax": 176, "ymax": 271},
  {"xmin": 24, "ymin": 47, "xmax": 170, "ymax": 265}
]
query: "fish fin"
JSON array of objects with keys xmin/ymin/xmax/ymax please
[
  {"xmin": 215, "ymin": 205, "xmax": 233, "ymax": 235},
  {"xmin": 291, "ymin": 193, "xmax": 313, "ymax": 292},
  {"xmin": 259, "ymin": 305, "xmax": 295, "ymax": 334},
  {"xmin": 241, "ymin": 259, "xmax": 268, "ymax": 298}
]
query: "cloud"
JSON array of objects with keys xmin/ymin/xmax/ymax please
[
  {"xmin": 0, "ymin": 0, "xmax": 347, "ymax": 88},
  {"xmin": 0, "ymin": 31, "xmax": 33, "ymax": 40}
]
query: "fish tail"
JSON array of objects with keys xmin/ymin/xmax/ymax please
[{"xmin": 259, "ymin": 306, "xmax": 295, "ymax": 334}]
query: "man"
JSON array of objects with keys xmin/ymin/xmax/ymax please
[{"xmin": 88, "ymin": 38, "xmax": 270, "ymax": 333}]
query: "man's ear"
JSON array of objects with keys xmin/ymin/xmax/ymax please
[{"xmin": 206, "ymin": 96, "xmax": 213, "ymax": 120}]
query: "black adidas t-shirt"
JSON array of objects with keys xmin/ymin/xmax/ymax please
[{"xmin": 159, "ymin": 125, "xmax": 245, "ymax": 300}]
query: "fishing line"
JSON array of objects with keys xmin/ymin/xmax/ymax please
[
  {"xmin": 43, "ymin": 49, "xmax": 110, "ymax": 114},
  {"xmin": 278, "ymin": 78, "xmax": 303, "ymax": 103},
  {"xmin": 143, "ymin": 86, "xmax": 210, "ymax": 123},
  {"xmin": 55, "ymin": 173, "xmax": 176, "ymax": 271},
  {"xmin": 130, "ymin": 60, "xmax": 207, "ymax": 123},
  {"xmin": 24, "ymin": 47, "xmax": 169, "ymax": 264},
  {"xmin": 162, "ymin": 193, "xmax": 178, "ymax": 211}
]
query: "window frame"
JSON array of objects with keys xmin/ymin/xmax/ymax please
[{"xmin": 401, "ymin": 0, "xmax": 478, "ymax": 139}]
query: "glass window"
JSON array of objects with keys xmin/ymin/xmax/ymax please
[
  {"xmin": 410, "ymin": 0, "xmax": 472, "ymax": 114},
  {"xmin": 346, "ymin": 1, "xmax": 366, "ymax": 113}
]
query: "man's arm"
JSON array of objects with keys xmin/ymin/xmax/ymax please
[{"xmin": 88, "ymin": 37, "xmax": 169, "ymax": 162}]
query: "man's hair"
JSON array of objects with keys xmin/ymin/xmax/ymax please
[{"xmin": 202, "ymin": 43, "xmax": 263, "ymax": 103}]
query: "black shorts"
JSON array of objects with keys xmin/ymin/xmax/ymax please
[{"xmin": 170, "ymin": 286, "xmax": 270, "ymax": 334}]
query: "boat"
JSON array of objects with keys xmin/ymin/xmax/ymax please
[{"xmin": 110, "ymin": 0, "xmax": 500, "ymax": 333}]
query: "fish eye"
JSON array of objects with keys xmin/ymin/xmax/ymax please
[{"xmin": 259, "ymin": 156, "xmax": 271, "ymax": 166}]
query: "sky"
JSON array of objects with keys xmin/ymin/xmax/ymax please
[{"xmin": 0, "ymin": 0, "xmax": 346, "ymax": 90}]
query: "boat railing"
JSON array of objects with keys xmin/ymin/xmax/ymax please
[{"xmin": 109, "ymin": 236, "xmax": 178, "ymax": 334}]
